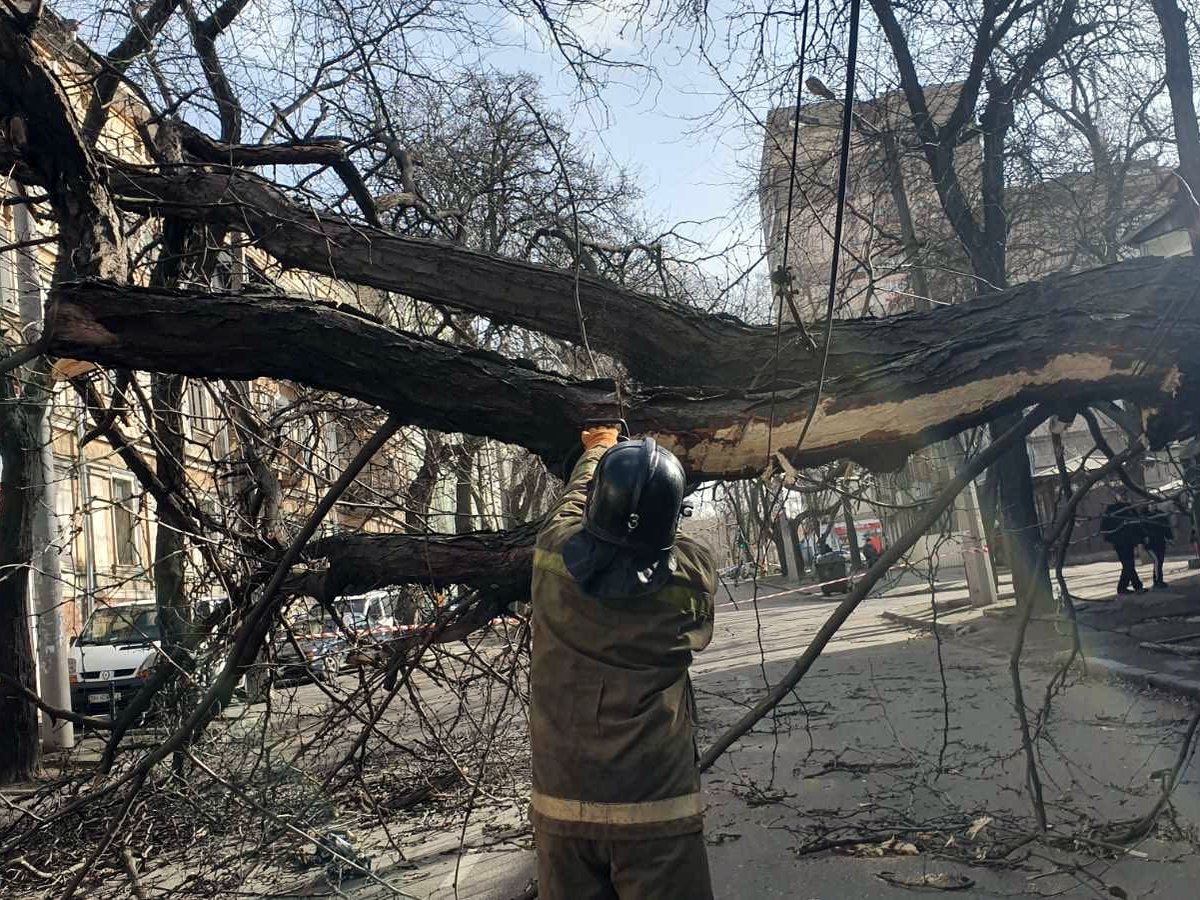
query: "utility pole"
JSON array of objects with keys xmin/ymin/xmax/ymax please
[
  {"xmin": 951, "ymin": 436, "xmax": 998, "ymax": 608},
  {"xmin": 13, "ymin": 194, "xmax": 74, "ymax": 749},
  {"xmin": 778, "ymin": 508, "xmax": 802, "ymax": 582}
]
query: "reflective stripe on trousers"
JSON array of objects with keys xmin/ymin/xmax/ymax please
[{"xmin": 532, "ymin": 790, "xmax": 703, "ymax": 825}]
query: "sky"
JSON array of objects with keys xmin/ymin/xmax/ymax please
[
  {"xmin": 477, "ymin": 6, "xmax": 769, "ymax": 264},
  {"xmin": 64, "ymin": 0, "xmax": 787, "ymax": 281}
]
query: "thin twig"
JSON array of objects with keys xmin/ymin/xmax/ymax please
[
  {"xmin": 699, "ymin": 405, "xmax": 1052, "ymax": 770},
  {"xmin": 58, "ymin": 769, "xmax": 148, "ymax": 900},
  {"xmin": 1103, "ymin": 710, "xmax": 1200, "ymax": 844},
  {"xmin": 0, "ymin": 671, "xmax": 114, "ymax": 731},
  {"xmin": 1010, "ymin": 442, "xmax": 1142, "ymax": 831},
  {"xmin": 186, "ymin": 750, "xmax": 417, "ymax": 898}
]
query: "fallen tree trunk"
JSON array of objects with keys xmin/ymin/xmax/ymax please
[
  {"xmin": 48, "ymin": 256, "xmax": 1200, "ymax": 478},
  {"xmin": 107, "ymin": 166, "xmax": 739, "ymax": 385},
  {"xmin": 105, "ymin": 168, "xmax": 1200, "ymax": 398},
  {"xmin": 301, "ymin": 523, "xmax": 540, "ymax": 599}
]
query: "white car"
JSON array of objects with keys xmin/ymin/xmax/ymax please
[{"xmin": 69, "ymin": 603, "xmax": 159, "ymax": 715}]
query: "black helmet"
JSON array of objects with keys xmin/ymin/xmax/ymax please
[{"xmin": 584, "ymin": 437, "xmax": 687, "ymax": 552}]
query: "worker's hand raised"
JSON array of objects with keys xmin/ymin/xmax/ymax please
[{"xmin": 581, "ymin": 425, "xmax": 621, "ymax": 451}]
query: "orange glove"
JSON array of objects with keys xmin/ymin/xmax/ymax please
[{"xmin": 581, "ymin": 425, "xmax": 620, "ymax": 451}]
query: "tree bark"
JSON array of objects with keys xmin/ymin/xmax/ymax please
[
  {"xmin": 303, "ymin": 522, "xmax": 540, "ymax": 600},
  {"xmin": 47, "ymin": 256, "xmax": 1200, "ymax": 479},
  {"xmin": 1151, "ymin": 0, "xmax": 1200, "ymax": 255},
  {"xmin": 841, "ymin": 497, "xmax": 862, "ymax": 568},
  {"xmin": 452, "ymin": 438, "xmax": 483, "ymax": 534},
  {"xmin": 152, "ymin": 375, "xmax": 188, "ymax": 647},
  {"xmin": 0, "ymin": 369, "xmax": 42, "ymax": 783},
  {"xmin": 404, "ymin": 432, "xmax": 443, "ymax": 532}
]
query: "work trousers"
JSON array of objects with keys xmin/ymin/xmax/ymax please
[
  {"xmin": 535, "ymin": 830, "xmax": 714, "ymax": 900},
  {"xmin": 1147, "ymin": 541, "xmax": 1167, "ymax": 586},
  {"xmin": 1114, "ymin": 543, "xmax": 1143, "ymax": 593}
]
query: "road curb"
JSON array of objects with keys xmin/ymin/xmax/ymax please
[{"xmin": 1086, "ymin": 656, "xmax": 1200, "ymax": 702}]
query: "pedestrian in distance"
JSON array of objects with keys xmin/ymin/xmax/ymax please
[
  {"xmin": 530, "ymin": 423, "xmax": 717, "ymax": 900},
  {"xmin": 1141, "ymin": 504, "xmax": 1174, "ymax": 590},
  {"xmin": 1101, "ymin": 493, "xmax": 1147, "ymax": 596}
]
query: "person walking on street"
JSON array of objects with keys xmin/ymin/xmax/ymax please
[
  {"xmin": 530, "ymin": 423, "xmax": 717, "ymax": 899},
  {"xmin": 1142, "ymin": 505, "xmax": 1174, "ymax": 589},
  {"xmin": 1102, "ymin": 496, "xmax": 1147, "ymax": 595}
]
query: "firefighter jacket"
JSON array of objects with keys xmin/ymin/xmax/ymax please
[{"xmin": 529, "ymin": 446, "xmax": 716, "ymax": 839}]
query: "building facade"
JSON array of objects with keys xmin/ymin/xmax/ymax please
[{"xmin": 758, "ymin": 83, "xmax": 1183, "ymax": 568}]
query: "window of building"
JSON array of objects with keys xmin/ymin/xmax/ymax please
[
  {"xmin": 0, "ymin": 207, "xmax": 15, "ymax": 313},
  {"xmin": 110, "ymin": 477, "xmax": 139, "ymax": 568},
  {"xmin": 187, "ymin": 378, "xmax": 215, "ymax": 433}
]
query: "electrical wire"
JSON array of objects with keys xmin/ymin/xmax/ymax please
[
  {"xmin": 794, "ymin": 0, "xmax": 863, "ymax": 454},
  {"xmin": 764, "ymin": 0, "xmax": 814, "ymax": 465}
]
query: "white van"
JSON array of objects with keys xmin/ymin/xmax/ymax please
[
  {"xmin": 69, "ymin": 603, "xmax": 160, "ymax": 714},
  {"xmin": 340, "ymin": 590, "xmax": 414, "ymax": 633}
]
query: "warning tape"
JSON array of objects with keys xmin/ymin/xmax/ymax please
[{"xmin": 304, "ymin": 616, "xmax": 524, "ymax": 644}]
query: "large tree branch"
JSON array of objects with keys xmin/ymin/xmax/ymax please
[
  {"xmin": 174, "ymin": 122, "xmax": 380, "ymax": 226},
  {"xmin": 300, "ymin": 522, "xmax": 541, "ymax": 600},
  {"xmin": 46, "ymin": 255, "xmax": 1200, "ymax": 479},
  {"xmin": 0, "ymin": 14, "xmax": 123, "ymax": 279},
  {"xmin": 867, "ymin": 0, "xmax": 985, "ymax": 258},
  {"xmin": 105, "ymin": 165, "xmax": 762, "ymax": 386},
  {"xmin": 183, "ymin": 0, "xmax": 251, "ymax": 143}
]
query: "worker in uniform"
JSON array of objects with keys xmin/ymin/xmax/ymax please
[
  {"xmin": 1101, "ymin": 494, "xmax": 1147, "ymax": 595},
  {"xmin": 530, "ymin": 424, "xmax": 717, "ymax": 900}
]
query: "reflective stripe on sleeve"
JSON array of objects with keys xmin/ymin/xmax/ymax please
[
  {"xmin": 533, "ymin": 547, "xmax": 571, "ymax": 576},
  {"xmin": 531, "ymin": 790, "xmax": 702, "ymax": 825}
]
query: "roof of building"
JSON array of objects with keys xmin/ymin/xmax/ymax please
[{"xmin": 1123, "ymin": 175, "xmax": 1195, "ymax": 245}]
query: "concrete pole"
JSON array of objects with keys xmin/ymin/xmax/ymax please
[
  {"xmin": 778, "ymin": 508, "xmax": 802, "ymax": 582},
  {"xmin": 958, "ymin": 478, "xmax": 998, "ymax": 607},
  {"xmin": 13, "ymin": 196, "xmax": 74, "ymax": 749},
  {"xmin": 949, "ymin": 437, "xmax": 998, "ymax": 608}
]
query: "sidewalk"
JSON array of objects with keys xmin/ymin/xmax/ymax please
[{"xmin": 878, "ymin": 557, "xmax": 1200, "ymax": 700}]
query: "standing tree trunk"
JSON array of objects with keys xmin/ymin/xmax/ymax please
[
  {"xmin": 879, "ymin": 131, "xmax": 930, "ymax": 307},
  {"xmin": 404, "ymin": 431, "xmax": 443, "ymax": 532},
  {"xmin": 841, "ymin": 496, "xmax": 862, "ymax": 568},
  {"xmin": 786, "ymin": 510, "xmax": 805, "ymax": 577},
  {"xmin": 451, "ymin": 438, "xmax": 483, "ymax": 534},
  {"xmin": 152, "ymin": 375, "xmax": 188, "ymax": 646},
  {"xmin": 0, "ymin": 12, "xmax": 128, "ymax": 781},
  {"xmin": 1152, "ymin": 0, "xmax": 1200, "ymax": 255},
  {"xmin": 0, "ymin": 366, "xmax": 44, "ymax": 782},
  {"xmin": 868, "ymin": 0, "xmax": 1075, "ymax": 615}
]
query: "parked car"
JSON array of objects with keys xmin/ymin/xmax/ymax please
[
  {"xmin": 815, "ymin": 551, "xmax": 851, "ymax": 595},
  {"xmin": 69, "ymin": 603, "xmax": 160, "ymax": 715},
  {"xmin": 275, "ymin": 604, "xmax": 351, "ymax": 685},
  {"xmin": 272, "ymin": 591, "xmax": 413, "ymax": 686}
]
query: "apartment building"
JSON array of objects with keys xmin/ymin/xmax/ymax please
[{"xmin": 758, "ymin": 83, "xmax": 1179, "ymax": 564}]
